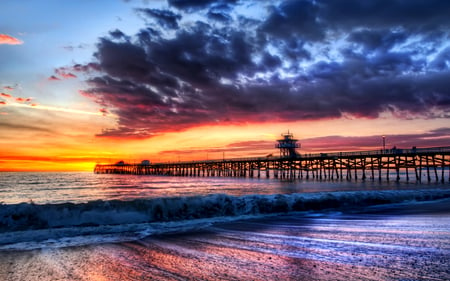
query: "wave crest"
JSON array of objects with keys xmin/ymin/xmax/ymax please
[{"xmin": 2, "ymin": 189, "xmax": 450, "ymax": 233}]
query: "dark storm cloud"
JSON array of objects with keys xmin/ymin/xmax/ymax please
[
  {"xmin": 430, "ymin": 47, "xmax": 450, "ymax": 70},
  {"xmin": 258, "ymin": 0, "xmax": 450, "ymax": 41},
  {"xmin": 109, "ymin": 29, "xmax": 128, "ymax": 40},
  {"xmin": 207, "ymin": 10, "xmax": 231, "ymax": 23},
  {"xmin": 78, "ymin": 0, "xmax": 450, "ymax": 137},
  {"xmin": 72, "ymin": 63, "xmax": 101, "ymax": 72},
  {"xmin": 348, "ymin": 29, "xmax": 409, "ymax": 52},
  {"xmin": 136, "ymin": 8, "xmax": 182, "ymax": 29},
  {"xmin": 260, "ymin": 0, "xmax": 323, "ymax": 41},
  {"xmin": 317, "ymin": 0, "xmax": 450, "ymax": 31},
  {"xmin": 206, "ymin": 2, "xmax": 234, "ymax": 22},
  {"xmin": 93, "ymin": 38, "xmax": 152, "ymax": 80},
  {"xmin": 168, "ymin": 0, "xmax": 238, "ymax": 11}
]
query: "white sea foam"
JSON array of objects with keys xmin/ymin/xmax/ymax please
[{"xmin": 1, "ymin": 189, "xmax": 450, "ymax": 250}]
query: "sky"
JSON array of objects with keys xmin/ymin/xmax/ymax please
[{"xmin": 1, "ymin": 0, "xmax": 450, "ymax": 171}]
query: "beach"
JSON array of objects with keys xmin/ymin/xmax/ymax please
[
  {"xmin": 1, "ymin": 200, "xmax": 450, "ymax": 280},
  {"xmin": 1, "ymin": 172, "xmax": 450, "ymax": 280}
]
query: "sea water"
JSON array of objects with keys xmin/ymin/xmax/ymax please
[{"xmin": 0, "ymin": 172, "xmax": 449, "ymax": 280}]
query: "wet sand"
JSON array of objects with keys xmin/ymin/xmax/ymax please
[
  {"xmin": 0, "ymin": 240, "xmax": 394, "ymax": 281},
  {"xmin": 1, "ymin": 200, "xmax": 450, "ymax": 281}
]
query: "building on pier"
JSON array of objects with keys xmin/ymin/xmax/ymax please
[{"xmin": 276, "ymin": 131, "xmax": 300, "ymax": 158}]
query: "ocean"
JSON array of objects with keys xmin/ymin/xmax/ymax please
[{"xmin": 0, "ymin": 172, "xmax": 449, "ymax": 280}]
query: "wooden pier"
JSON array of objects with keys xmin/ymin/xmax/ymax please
[{"xmin": 95, "ymin": 146, "xmax": 450, "ymax": 183}]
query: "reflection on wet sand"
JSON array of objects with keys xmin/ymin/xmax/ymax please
[{"xmin": 1, "ymin": 206, "xmax": 450, "ymax": 281}]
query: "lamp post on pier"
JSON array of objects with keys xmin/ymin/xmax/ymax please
[{"xmin": 382, "ymin": 135, "xmax": 386, "ymax": 153}]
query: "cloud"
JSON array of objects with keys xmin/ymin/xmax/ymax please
[
  {"xmin": 76, "ymin": 0, "xmax": 450, "ymax": 138},
  {"xmin": 62, "ymin": 73, "xmax": 77, "ymax": 79},
  {"xmin": 62, "ymin": 43, "xmax": 88, "ymax": 51},
  {"xmin": 108, "ymin": 29, "xmax": 130, "ymax": 41},
  {"xmin": 48, "ymin": 75, "xmax": 60, "ymax": 81},
  {"xmin": 168, "ymin": 0, "xmax": 238, "ymax": 11},
  {"xmin": 0, "ymin": 121, "xmax": 54, "ymax": 133},
  {"xmin": 136, "ymin": 8, "xmax": 182, "ymax": 29},
  {"xmin": 260, "ymin": 0, "xmax": 324, "ymax": 41},
  {"xmin": 0, "ymin": 101, "xmax": 6, "ymax": 105},
  {"xmin": 1, "ymin": 93, "xmax": 31, "ymax": 103},
  {"xmin": 3, "ymin": 86, "xmax": 14, "ymax": 90},
  {"xmin": 50, "ymin": 67, "xmax": 78, "ymax": 80},
  {"xmin": 317, "ymin": 0, "xmax": 450, "ymax": 32},
  {"xmin": 0, "ymin": 92, "xmax": 103, "ymax": 116},
  {"xmin": 99, "ymin": 108, "xmax": 109, "ymax": 116},
  {"xmin": 0, "ymin": 34, "xmax": 23, "ymax": 45},
  {"xmin": 15, "ymin": 97, "xmax": 31, "ymax": 102},
  {"xmin": 56, "ymin": 70, "xmax": 77, "ymax": 79},
  {"xmin": 73, "ymin": 63, "xmax": 101, "ymax": 72},
  {"xmin": 207, "ymin": 10, "xmax": 231, "ymax": 22}
]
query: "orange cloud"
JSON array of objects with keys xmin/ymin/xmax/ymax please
[
  {"xmin": 0, "ymin": 34, "xmax": 22, "ymax": 45},
  {"xmin": 3, "ymin": 86, "xmax": 14, "ymax": 90},
  {"xmin": 0, "ymin": 101, "xmax": 6, "ymax": 105},
  {"xmin": 79, "ymin": 90, "xmax": 93, "ymax": 97},
  {"xmin": 60, "ymin": 72, "xmax": 77, "ymax": 79},
  {"xmin": 1, "ymin": 91, "xmax": 102, "ymax": 116},
  {"xmin": 99, "ymin": 108, "xmax": 109, "ymax": 116},
  {"xmin": 14, "ymin": 102, "xmax": 105, "ymax": 116},
  {"xmin": 14, "ymin": 97, "xmax": 31, "ymax": 103}
]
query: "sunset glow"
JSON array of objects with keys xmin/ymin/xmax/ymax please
[
  {"xmin": 0, "ymin": 34, "xmax": 22, "ymax": 45},
  {"xmin": 1, "ymin": 1, "xmax": 449, "ymax": 171}
]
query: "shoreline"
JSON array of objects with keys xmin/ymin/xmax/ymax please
[{"xmin": 1, "ymin": 198, "xmax": 450, "ymax": 280}]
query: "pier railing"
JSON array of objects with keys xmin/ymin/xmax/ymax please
[{"xmin": 152, "ymin": 146, "xmax": 450, "ymax": 165}]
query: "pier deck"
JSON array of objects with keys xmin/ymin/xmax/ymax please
[{"xmin": 95, "ymin": 147, "xmax": 450, "ymax": 182}]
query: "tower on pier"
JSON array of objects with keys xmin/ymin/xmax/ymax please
[{"xmin": 276, "ymin": 131, "xmax": 300, "ymax": 158}]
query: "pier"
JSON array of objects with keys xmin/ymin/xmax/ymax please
[{"xmin": 94, "ymin": 133, "xmax": 450, "ymax": 183}]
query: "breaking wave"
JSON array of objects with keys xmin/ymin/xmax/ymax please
[{"xmin": 1, "ymin": 189, "xmax": 450, "ymax": 249}]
